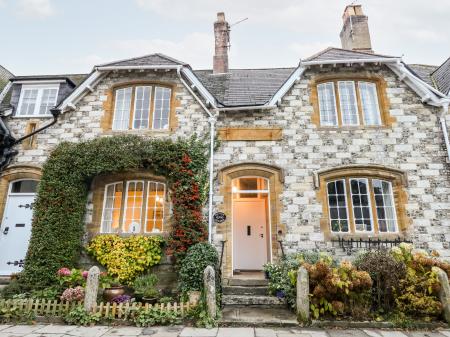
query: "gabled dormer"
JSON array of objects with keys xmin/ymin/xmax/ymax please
[{"xmin": 1, "ymin": 74, "xmax": 86, "ymax": 118}]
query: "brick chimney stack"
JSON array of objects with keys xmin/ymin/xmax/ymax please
[
  {"xmin": 213, "ymin": 12, "xmax": 230, "ymax": 74},
  {"xmin": 340, "ymin": 4, "xmax": 373, "ymax": 53}
]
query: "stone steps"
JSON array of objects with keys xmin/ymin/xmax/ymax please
[
  {"xmin": 222, "ymin": 294, "xmax": 286, "ymax": 306},
  {"xmin": 223, "ymin": 278, "xmax": 268, "ymax": 287},
  {"xmin": 220, "ymin": 305, "xmax": 298, "ymax": 327},
  {"xmin": 223, "ymin": 285, "xmax": 268, "ymax": 296}
]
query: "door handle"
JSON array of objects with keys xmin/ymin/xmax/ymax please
[{"xmin": 3, "ymin": 226, "xmax": 9, "ymax": 235}]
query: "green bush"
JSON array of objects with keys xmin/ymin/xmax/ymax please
[
  {"xmin": 130, "ymin": 307, "xmax": 181, "ymax": 326},
  {"xmin": 355, "ymin": 249, "xmax": 406, "ymax": 312},
  {"xmin": 64, "ymin": 306, "xmax": 101, "ymax": 326},
  {"xmin": 19, "ymin": 135, "xmax": 209, "ymax": 287},
  {"xmin": 178, "ymin": 242, "xmax": 219, "ymax": 294},
  {"xmin": 133, "ymin": 274, "xmax": 160, "ymax": 298},
  {"xmin": 264, "ymin": 251, "xmax": 332, "ymax": 309}
]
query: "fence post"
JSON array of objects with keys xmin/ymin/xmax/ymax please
[
  {"xmin": 435, "ymin": 267, "xmax": 450, "ymax": 323},
  {"xmin": 296, "ymin": 266, "xmax": 310, "ymax": 324},
  {"xmin": 203, "ymin": 265, "xmax": 216, "ymax": 319},
  {"xmin": 84, "ymin": 266, "xmax": 100, "ymax": 313}
]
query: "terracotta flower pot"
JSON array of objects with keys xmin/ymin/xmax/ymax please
[{"xmin": 103, "ymin": 286, "xmax": 125, "ymax": 302}]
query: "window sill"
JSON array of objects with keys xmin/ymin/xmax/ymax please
[
  {"xmin": 314, "ymin": 125, "xmax": 390, "ymax": 131},
  {"xmin": 12, "ymin": 115, "xmax": 53, "ymax": 119},
  {"xmin": 94, "ymin": 232, "xmax": 168, "ymax": 237},
  {"xmin": 103, "ymin": 129, "xmax": 173, "ymax": 135},
  {"xmin": 329, "ymin": 232, "xmax": 405, "ymax": 241}
]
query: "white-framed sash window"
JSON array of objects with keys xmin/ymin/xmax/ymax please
[
  {"xmin": 100, "ymin": 179, "xmax": 166, "ymax": 234},
  {"xmin": 16, "ymin": 84, "xmax": 59, "ymax": 117}
]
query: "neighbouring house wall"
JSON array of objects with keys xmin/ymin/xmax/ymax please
[
  {"xmin": 212, "ymin": 64, "xmax": 450, "ymax": 277},
  {"xmin": 4, "ymin": 69, "xmax": 210, "ymax": 233}
]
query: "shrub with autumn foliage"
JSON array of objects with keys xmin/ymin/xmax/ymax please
[
  {"xmin": 304, "ymin": 258, "xmax": 372, "ymax": 319},
  {"xmin": 390, "ymin": 243, "xmax": 449, "ymax": 319}
]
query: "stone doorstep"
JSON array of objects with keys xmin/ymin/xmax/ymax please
[
  {"xmin": 220, "ymin": 305, "xmax": 298, "ymax": 327},
  {"xmin": 223, "ymin": 286, "xmax": 268, "ymax": 296},
  {"xmin": 222, "ymin": 295, "xmax": 286, "ymax": 306},
  {"xmin": 223, "ymin": 279, "xmax": 269, "ymax": 287}
]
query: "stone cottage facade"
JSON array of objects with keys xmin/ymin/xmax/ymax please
[{"xmin": 0, "ymin": 5, "xmax": 449, "ymax": 279}]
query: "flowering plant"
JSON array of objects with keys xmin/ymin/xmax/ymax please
[
  {"xmin": 112, "ymin": 295, "xmax": 132, "ymax": 304},
  {"xmin": 57, "ymin": 268, "xmax": 86, "ymax": 288},
  {"xmin": 60, "ymin": 286, "xmax": 85, "ymax": 302}
]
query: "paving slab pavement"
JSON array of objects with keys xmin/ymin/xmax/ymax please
[{"xmin": 0, "ymin": 325, "xmax": 448, "ymax": 337}]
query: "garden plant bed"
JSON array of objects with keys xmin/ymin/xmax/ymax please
[{"xmin": 0, "ymin": 298, "xmax": 195, "ymax": 321}]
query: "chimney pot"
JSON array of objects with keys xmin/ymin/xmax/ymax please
[
  {"xmin": 213, "ymin": 12, "xmax": 230, "ymax": 74},
  {"xmin": 340, "ymin": 4, "xmax": 373, "ymax": 53}
]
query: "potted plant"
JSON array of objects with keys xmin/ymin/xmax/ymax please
[
  {"xmin": 133, "ymin": 274, "xmax": 160, "ymax": 304},
  {"xmin": 101, "ymin": 273, "xmax": 125, "ymax": 302}
]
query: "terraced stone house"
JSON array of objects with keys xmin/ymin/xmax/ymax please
[{"xmin": 0, "ymin": 5, "xmax": 449, "ymax": 279}]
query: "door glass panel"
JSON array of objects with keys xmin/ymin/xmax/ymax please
[
  {"xmin": 232, "ymin": 177, "xmax": 269, "ymax": 199},
  {"xmin": 11, "ymin": 180, "xmax": 38, "ymax": 193}
]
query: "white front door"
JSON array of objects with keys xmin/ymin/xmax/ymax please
[
  {"xmin": 233, "ymin": 199, "xmax": 268, "ymax": 271},
  {"xmin": 0, "ymin": 180, "xmax": 37, "ymax": 276}
]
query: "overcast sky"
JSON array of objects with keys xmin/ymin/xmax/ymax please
[{"xmin": 0, "ymin": 0, "xmax": 449, "ymax": 75}]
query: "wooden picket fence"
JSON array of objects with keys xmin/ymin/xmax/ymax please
[{"xmin": 0, "ymin": 298, "xmax": 194, "ymax": 320}]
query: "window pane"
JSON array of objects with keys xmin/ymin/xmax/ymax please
[
  {"xmin": 318, "ymin": 82, "xmax": 338, "ymax": 126},
  {"xmin": 39, "ymin": 88, "xmax": 58, "ymax": 115},
  {"xmin": 101, "ymin": 183, "xmax": 122, "ymax": 233},
  {"xmin": 338, "ymin": 81, "xmax": 359, "ymax": 126},
  {"xmin": 18, "ymin": 89, "xmax": 38, "ymax": 116},
  {"xmin": 123, "ymin": 181, "xmax": 144, "ymax": 233},
  {"xmin": 350, "ymin": 178, "xmax": 373, "ymax": 232},
  {"xmin": 359, "ymin": 82, "xmax": 381, "ymax": 126},
  {"xmin": 112, "ymin": 87, "xmax": 132, "ymax": 130},
  {"xmin": 153, "ymin": 87, "xmax": 171, "ymax": 130},
  {"xmin": 373, "ymin": 179, "xmax": 397, "ymax": 232},
  {"xmin": 133, "ymin": 86, "xmax": 151, "ymax": 129},
  {"xmin": 11, "ymin": 180, "xmax": 38, "ymax": 193},
  {"xmin": 327, "ymin": 180, "xmax": 349, "ymax": 232},
  {"xmin": 145, "ymin": 182, "xmax": 165, "ymax": 233}
]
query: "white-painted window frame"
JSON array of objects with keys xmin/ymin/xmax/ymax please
[
  {"xmin": 349, "ymin": 177, "xmax": 374, "ymax": 233},
  {"xmin": 327, "ymin": 179, "xmax": 350, "ymax": 233},
  {"xmin": 100, "ymin": 180, "xmax": 167, "ymax": 234},
  {"xmin": 317, "ymin": 82, "xmax": 338, "ymax": 127},
  {"xmin": 338, "ymin": 81, "xmax": 360, "ymax": 126},
  {"xmin": 16, "ymin": 84, "xmax": 59, "ymax": 118}
]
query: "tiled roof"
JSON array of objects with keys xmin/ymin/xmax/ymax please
[
  {"xmin": 407, "ymin": 64, "xmax": 438, "ymax": 87},
  {"xmin": 96, "ymin": 53, "xmax": 187, "ymax": 68},
  {"xmin": 11, "ymin": 74, "xmax": 88, "ymax": 86},
  {"xmin": 303, "ymin": 47, "xmax": 398, "ymax": 62},
  {"xmin": 194, "ymin": 68, "xmax": 296, "ymax": 107},
  {"xmin": 432, "ymin": 57, "xmax": 450, "ymax": 95}
]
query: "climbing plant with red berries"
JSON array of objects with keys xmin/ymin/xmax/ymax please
[{"xmin": 20, "ymin": 135, "xmax": 209, "ymax": 287}]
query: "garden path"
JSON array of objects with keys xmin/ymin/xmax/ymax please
[{"xmin": 1, "ymin": 325, "xmax": 450, "ymax": 337}]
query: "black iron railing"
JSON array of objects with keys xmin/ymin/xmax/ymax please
[
  {"xmin": 219, "ymin": 240, "xmax": 227, "ymax": 271},
  {"xmin": 278, "ymin": 240, "xmax": 286, "ymax": 259},
  {"xmin": 332, "ymin": 237, "xmax": 412, "ymax": 255}
]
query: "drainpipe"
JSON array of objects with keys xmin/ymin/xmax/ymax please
[
  {"xmin": 12, "ymin": 108, "xmax": 61, "ymax": 145},
  {"xmin": 176, "ymin": 67, "xmax": 217, "ymax": 243},
  {"xmin": 440, "ymin": 104, "xmax": 450, "ymax": 161}
]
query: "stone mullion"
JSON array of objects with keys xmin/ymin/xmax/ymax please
[
  {"xmin": 118, "ymin": 182, "xmax": 126, "ymax": 234},
  {"xmin": 333, "ymin": 80, "xmax": 343, "ymax": 127},
  {"xmin": 344, "ymin": 178, "xmax": 356, "ymax": 234},
  {"xmin": 368, "ymin": 179, "xmax": 380, "ymax": 234},
  {"xmin": 355, "ymin": 81, "xmax": 365, "ymax": 126},
  {"xmin": 128, "ymin": 87, "xmax": 136, "ymax": 130},
  {"xmin": 141, "ymin": 181, "xmax": 149, "ymax": 234},
  {"xmin": 149, "ymin": 87, "xmax": 156, "ymax": 129}
]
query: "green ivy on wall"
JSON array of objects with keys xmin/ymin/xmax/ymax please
[{"xmin": 19, "ymin": 135, "xmax": 209, "ymax": 287}]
